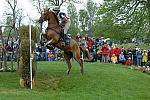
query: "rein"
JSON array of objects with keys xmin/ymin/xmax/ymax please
[
  {"xmin": 46, "ymin": 25, "xmax": 62, "ymax": 46},
  {"xmin": 44, "ymin": 10, "xmax": 63, "ymax": 46}
]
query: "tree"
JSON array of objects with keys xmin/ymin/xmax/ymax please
[
  {"xmin": 31, "ymin": 0, "xmax": 48, "ymax": 33},
  {"xmin": 67, "ymin": 2, "xmax": 78, "ymax": 36},
  {"xmin": 18, "ymin": 25, "xmax": 38, "ymax": 42},
  {"xmin": 86, "ymin": 0, "xmax": 97, "ymax": 36},
  {"xmin": 94, "ymin": 0, "xmax": 150, "ymax": 43},
  {"xmin": 48, "ymin": 0, "xmax": 67, "ymax": 6},
  {"xmin": 79, "ymin": 9, "xmax": 89, "ymax": 33},
  {"xmin": 3, "ymin": 16, "xmax": 13, "ymax": 36},
  {"xmin": 5, "ymin": 0, "xmax": 23, "ymax": 36}
]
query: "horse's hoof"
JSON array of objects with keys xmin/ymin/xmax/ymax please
[{"xmin": 67, "ymin": 71, "xmax": 70, "ymax": 75}]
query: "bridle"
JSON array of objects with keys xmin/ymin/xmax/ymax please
[{"xmin": 40, "ymin": 10, "xmax": 62, "ymax": 46}]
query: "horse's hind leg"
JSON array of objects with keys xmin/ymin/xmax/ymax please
[
  {"xmin": 74, "ymin": 50, "xmax": 83, "ymax": 75},
  {"xmin": 64, "ymin": 53, "xmax": 72, "ymax": 75}
]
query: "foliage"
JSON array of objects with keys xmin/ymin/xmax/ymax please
[
  {"xmin": 86, "ymin": 0, "xmax": 97, "ymax": 36},
  {"xmin": 79, "ymin": 9, "xmax": 89, "ymax": 32},
  {"xmin": 18, "ymin": 25, "xmax": 38, "ymax": 42},
  {"xmin": 67, "ymin": 2, "xmax": 78, "ymax": 36},
  {"xmin": 78, "ymin": 0, "xmax": 97, "ymax": 36},
  {"xmin": 3, "ymin": 16, "xmax": 13, "ymax": 36},
  {"xmin": 4, "ymin": 0, "xmax": 23, "ymax": 36},
  {"xmin": 0, "ymin": 61, "xmax": 150, "ymax": 99},
  {"xmin": 19, "ymin": 38, "xmax": 36, "ymax": 88},
  {"xmin": 94, "ymin": 0, "xmax": 150, "ymax": 43}
]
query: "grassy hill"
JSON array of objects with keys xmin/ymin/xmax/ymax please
[{"xmin": 0, "ymin": 61, "xmax": 150, "ymax": 100}]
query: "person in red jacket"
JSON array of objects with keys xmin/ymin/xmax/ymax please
[
  {"xmin": 87, "ymin": 37, "xmax": 93, "ymax": 52},
  {"xmin": 101, "ymin": 43, "xmax": 109, "ymax": 62},
  {"xmin": 125, "ymin": 57, "xmax": 132, "ymax": 66},
  {"xmin": 114, "ymin": 44, "xmax": 121, "ymax": 60},
  {"xmin": 110, "ymin": 46, "xmax": 115, "ymax": 59}
]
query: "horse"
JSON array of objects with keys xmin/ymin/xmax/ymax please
[{"xmin": 39, "ymin": 8, "xmax": 91, "ymax": 75}]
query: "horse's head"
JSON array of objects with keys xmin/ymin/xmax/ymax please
[{"xmin": 39, "ymin": 8, "xmax": 50, "ymax": 23}]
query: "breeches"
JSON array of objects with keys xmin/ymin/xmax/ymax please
[{"xmin": 64, "ymin": 19, "xmax": 71, "ymax": 34}]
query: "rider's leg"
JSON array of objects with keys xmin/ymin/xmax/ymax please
[
  {"xmin": 61, "ymin": 19, "xmax": 71, "ymax": 46},
  {"xmin": 64, "ymin": 19, "xmax": 71, "ymax": 36},
  {"xmin": 64, "ymin": 19, "xmax": 71, "ymax": 43},
  {"xmin": 61, "ymin": 28, "xmax": 65, "ymax": 46}
]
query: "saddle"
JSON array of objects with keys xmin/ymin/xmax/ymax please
[{"xmin": 60, "ymin": 29, "xmax": 70, "ymax": 45}]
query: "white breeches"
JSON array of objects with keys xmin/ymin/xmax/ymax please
[{"xmin": 64, "ymin": 19, "xmax": 71, "ymax": 34}]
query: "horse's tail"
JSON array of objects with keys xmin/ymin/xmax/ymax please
[{"xmin": 79, "ymin": 46, "xmax": 92, "ymax": 60}]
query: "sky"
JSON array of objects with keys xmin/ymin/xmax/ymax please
[{"xmin": 0, "ymin": 0, "xmax": 103, "ymax": 25}]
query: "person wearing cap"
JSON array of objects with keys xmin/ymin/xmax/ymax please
[
  {"xmin": 125, "ymin": 57, "xmax": 132, "ymax": 66},
  {"xmin": 53, "ymin": 6, "xmax": 71, "ymax": 46}
]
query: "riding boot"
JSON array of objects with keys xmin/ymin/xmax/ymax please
[{"xmin": 61, "ymin": 34, "xmax": 66, "ymax": 46}]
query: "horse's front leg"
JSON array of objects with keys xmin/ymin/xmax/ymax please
[{"xmin": 44, "ymin": 39, "xmax": 53, "ymax": 47}]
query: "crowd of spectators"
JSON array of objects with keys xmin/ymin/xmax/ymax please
[
  {"xmin": 1, "ymin": 33, "xmax": 149, "ymax": 68},
  {"xmin": 34, "ymin": 44, "xmax": 65, "ymax": 61},
  {"xmin": 75, "ymin": 33, "xmax": 150, "ymax": 67},
  {"xmin": 99, "ymin": 43, "xmax": 150, "ymax": 67},
  {"xmin": 0, "ymin": 39, "xmax": 19, "ymax": 61}
]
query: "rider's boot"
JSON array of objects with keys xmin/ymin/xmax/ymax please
[{"xmin": 61, "ymin": 34, "xmax": 66, "ymax": 46}]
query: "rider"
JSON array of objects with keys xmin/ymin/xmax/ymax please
[{"xmin": 53, "ymin": 6, "xmax": 71, "ymax": 46}]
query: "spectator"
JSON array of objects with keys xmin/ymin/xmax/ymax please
[
  {"xmin": 109, "ymin": 46, "xmax": 115, "ymax": 59},
  {"xmin": 136, "ymin": 48, "xmax": 142, "ymax": 67},
  {"xmin": 121, "ymin": 46, "xmax": 127, "ymax": 59},
  {"xmin": 114, "ymin": 44, "xmax": 121, "ymax": 60},
  {"xmin": 76, "ymin": 33, "xmax": 82, "ymax": 42},
  {"xmin": 47, "ymin": 52, "xmax": 55, "ymax": 61},
  {"xmin": 79, "ymin": 38, "xmax": 85, "ymax": 46},
  {"xmin": 92, "ymin": 37, "xmax": 96, "ymax": 46},
  {"xmin": 97, "ymin": 50, "xmax": 102, "ymax": 62},
  {"xmin": 127, "ymin": 46, "xmax": 132, "ymax": 59},
  {"xmin": 132, "ymin": 46, "xmax": 138, "ymax": 65},
  {"xmin": 111, "ymin": 54, "xmax": 118, "ymax": 64},
  {"xmin": 84, "ymin": 33, "xmax": 88, "ymax": 41},
  {"xmin": 83, "ymin": 38, "xmax": 88, "ymax": 49},
  {"xmin": 87, "ymin": 37, "xmax": 93, "ymax": 52},
  {"xmin": 54, "ymin": 48, "xmax": 59, "ymax": 60},
  {"xmin": 125, "ymin": 57, "xmax": 132, "ymax": 66},
  {"xmin": 148, "ymin": 50, "xmax": 150, "ymax": 61},
  {"xmin": 92, "ymin": 45, "xmax": 98, "ymax": 62},
  {"xmin": 41, "ymin": 52, "xmax": 46, "ymax": 61},
  {"xmin": 142, "ymin": 50, "xmax": 148, "ymax": 67},
  {"xmin": 119, "ymin": 52, "xmax": 126, "ymax": 64},
  {"xmin": 101, "ymin": 43, "xmax": 109, "ymax": 63},
  {"xmin": 34, "ymin": 52, "xmax": 39, "ymax": 60}
]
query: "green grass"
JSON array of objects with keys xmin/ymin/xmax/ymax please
[{"xmin": 0, "ymin": 61, "xmax": 150, "ymax": 100}]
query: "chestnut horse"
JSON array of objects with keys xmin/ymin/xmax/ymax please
[{"xmin": 39, "ymin": 8, "xmax": 91, "ymax": 75}]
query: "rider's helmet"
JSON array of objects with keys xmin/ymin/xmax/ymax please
[{"xmin": 53, "ymin": 6, "xmax": 60, "ymax": 12}]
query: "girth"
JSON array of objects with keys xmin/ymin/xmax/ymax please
[{"xmin": 46, "ymin": 27, "xmax": 62, "ymax": 45}]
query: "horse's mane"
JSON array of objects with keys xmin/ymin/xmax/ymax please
[{"xmin": 50, "ymin": 10, "xmax": 60, "ymax": 25}]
